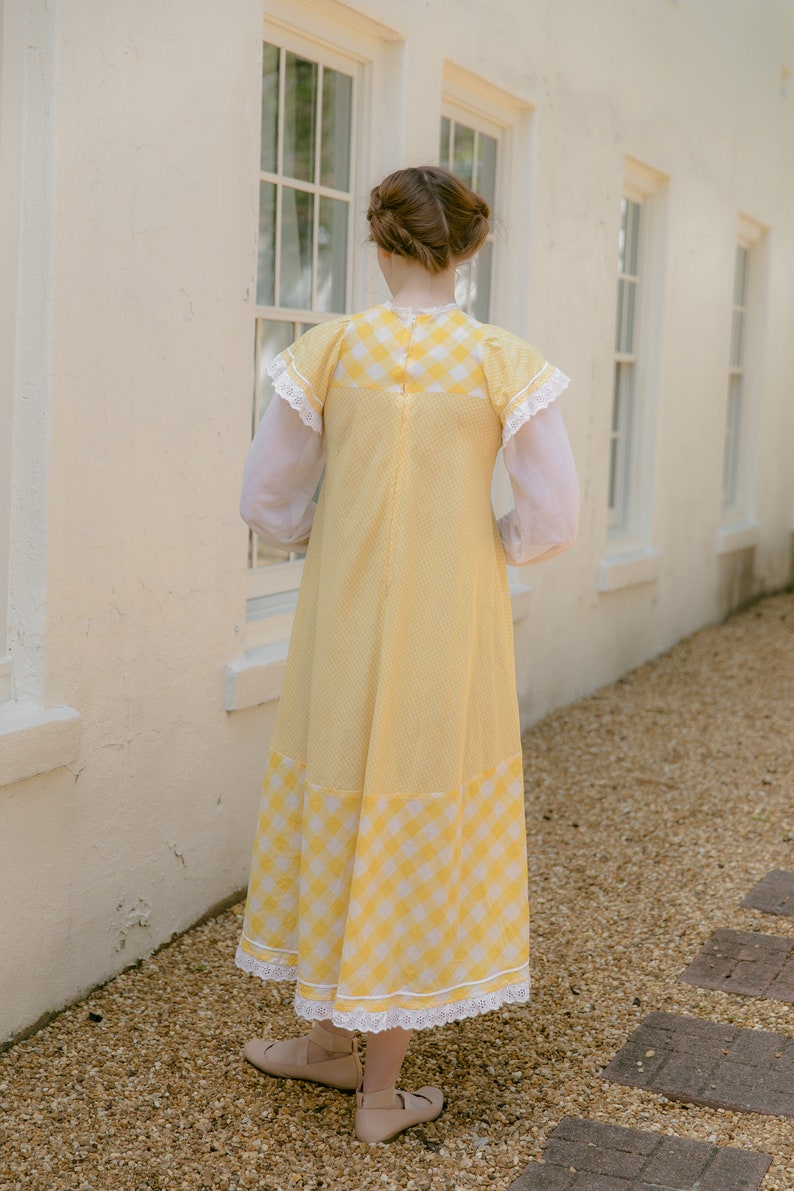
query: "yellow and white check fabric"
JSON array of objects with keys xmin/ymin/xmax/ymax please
[{"xmin": 236, "ymin": 305, "xmax": 566, "ymax": 1031}]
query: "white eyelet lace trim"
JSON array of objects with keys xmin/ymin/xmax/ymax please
[
  {"xmin": 266, "ymin": 351, "xmax": 323, "ymax": 434},
  {"xmin": 293, "ymin": 981, "xmax": 531, "ymax": 1033},
  {"xmin": 503, "ymin": 367, "xmax": 570, "ymax": 443},
  {"xmin": 235, "ymin": 946, "xmax": 297, "ymax": 981},
  {"xmin": 235, "ymin": 947, "xmax": 530, "ymax": 1032}
]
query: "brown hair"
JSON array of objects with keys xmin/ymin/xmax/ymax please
[{"xmin": 367, "ymin": 166, "xmax": 490, "ymax": 274}]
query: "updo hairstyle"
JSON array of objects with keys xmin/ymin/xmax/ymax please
[{"xmin": 367, "ymin": 166, "xmax": 490, "ymax": 274}]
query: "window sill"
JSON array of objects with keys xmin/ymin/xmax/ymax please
[
  {"xmin": 716, "ymin": 519, "xmax": 761, "ymax": 555},
  {"xmin": 226, "ymin": 580, "xmax": 534, "ymax": 712},
  {"xmin": 0, "ymin": 701, "xmax": 82, "ymax": 788},
  {"xmin": 225, "ymin": 640, "xmax": 289, "ymax": 712},
  {"xmin": 598, "ymin": 546, "xmax": 662, "ymax": 593}
]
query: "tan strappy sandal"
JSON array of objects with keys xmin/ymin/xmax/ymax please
[
  {"xmin": 243, "ymin": 1021, "xmax": 362, "ymax": 1091},
  {"xmin": 355, "ymin": 1083, "xmax": 444, "ymax": 1144}
]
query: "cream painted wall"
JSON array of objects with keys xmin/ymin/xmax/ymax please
[{"xmin": 1, "ymin": 0, "xmax": 792, "ymax": 1043}]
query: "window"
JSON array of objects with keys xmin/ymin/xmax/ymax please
[
  {"xmin": 722, "ymin": 243, "xmax": 748, "ymax": 511},
  {"xmin": 439, "ymin": 111, "xmax": 498, "ymax": 322},
  {"xmin": 248, "ymin": 37, "xmax": 355, "ymax": 645},
  {"xmin": 599, "ymin": 159, "xmax": 666, "ymax": 591},
  {"xmin": 609, "ymin": 195, "xmax": 641, "ymax": 531}
]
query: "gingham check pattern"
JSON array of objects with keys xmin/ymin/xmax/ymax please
[
  {"xmin": 237, "ymin": 306, "xmax": 567, "ymax": 1029},
  {"xmin": 238, "ymin": 750, "xmax": 530, "ymax": 1027}
]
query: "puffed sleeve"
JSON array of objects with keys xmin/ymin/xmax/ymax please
[
  {"xmin": 482, "ymin": 327, "xmax": 578, "ymax": 566},
  {"xmin": 482, "ymin": 326, "xmax": 570, "ymax": 444},
  {"xmin": 266, "ymin": 316, "xmax": 350, "ymax": 432},
  {"xmin": 240, "ymin": 317, "xmax": 349, "ymax": 548}
]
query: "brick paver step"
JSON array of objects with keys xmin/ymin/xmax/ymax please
[
  {"xmin": 601, "ymin": 1011, "xmax": 794, "ymax": 1118},
  {"xmin": 680, "ymin": 928, "xmax": 794, "ymax": 1002},
  {"xmin": 740, "ymin": 869, "xmax": 794, "ymax": 916},
  {"xmin": 506, "ymin": 1116, "xmax": 771, "ymax": 1190}
]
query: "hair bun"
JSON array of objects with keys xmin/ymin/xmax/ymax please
[{"xmin": 367, "ymin": 166, "xmax": 490, "ymax": 274}]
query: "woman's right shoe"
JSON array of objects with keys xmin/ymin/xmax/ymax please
[
  {"xmin": 243, "ymin": 1020, "xmax": 362, "ymax": 1091},
  {"xmin": 355, "ymin": 1083, "xmax": 444, "ymax": 1144}
]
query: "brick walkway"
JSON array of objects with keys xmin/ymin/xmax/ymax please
[
  {"xmin": 680, "ymin": 928, "xmax": 794, "ymax": 1003},
  {"xmin": 513, "ymin": 867, "xmax": 794, "ymax": 1187},
  {"xmin": 508, "ymin": 1117, "xmax": 771, "ymax": 1191},
  {"xmin": 741, "ymin": 871, "xmax": 794, "ymax": 916}
]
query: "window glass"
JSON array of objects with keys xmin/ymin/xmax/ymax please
[
  {"xmin": 282, "ymin": 53, "xmax": 317, "ymax": 183},
  {"xmin": 260, "ymin": 43, "xmax": 280, "ymax": 174},
  {"xmin": 321, "ymin": 69, "xmax": 352, "ymax": 190},
  {"xmin": 440, "ymin": 115, "xmax": 499, "ymax": 321},
  {"xmin": 251, "ymin": 42, "xmax": 354, "ymax": 582}
]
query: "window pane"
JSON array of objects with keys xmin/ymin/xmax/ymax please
[
  {"xmin": 618, "ymin": 198, "xmax": 641, "ymax": 276},
  {"xmin": 261, "ymin": 43, "xmax": 280, "ymax": 174},
  {"xmin": 731, "ymin": 308, "xmax": 745, "ymax": 369},
  {"xmin": 723, "ymin": 373, "xmax": 742, "ymax": 507},
  {"xmin": 439, "ymin": 116, "xmax": 451, "ymax": 168},
  {"xmin": 609, "ymin": 362, "xmax": 633, "ymax": 525},
  {"xmin": 279, "ymin": 187, "xmax": 314, "ymax": 309},
  {"xmin": 476, "ymin": 132, "xmax": 498, "ymax": 208},
  {"xmin": 733, "ymin": 245, "xmax": 748, "ymax": 307},
  {"xmin": 256, "ymin": 181, "xmax": 276, "ymax": 306},
  {"xmin": 317, "ymin": 197, "xmax": 348, "ymax": 313},
  {"xmin": 320, "ymin": 68, "xmax": 352, "ymax": 189},
  {"xmin": 472, "ymin": 239, "xmax": 493, "ymax": 323},
  {"xmin": 283, "ymin": 53, "xmax": 317, "ymax": 182},
  {"xmin": 254, "ymin": 318, "xmax": 294, "ymax": 426},
  {"xmin": 616, "ymin": 277, "xmax": 636, "ymax": 354},
  {"xmin": 452, "ymin": 122, "xmax": 475, "ymax": 186}
]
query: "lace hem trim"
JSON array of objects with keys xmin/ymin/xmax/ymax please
[
  {"xmin": 503, "ymin": 367, "xmax": 570, "ymax": 443},
  {"xmin": 294, "ymin": 982, "xmax": 530, "ymax": 1033},
  {"xmin": 266, "ymin": 351, "xmax": 323, "ymax": 434},
  {"xmin": 235, "ymin": 947, "xmax": 530, "ymax": 1033},
  {"xmin": 235, "ymin": 946, "xmax": 297, "ymax": 982}
]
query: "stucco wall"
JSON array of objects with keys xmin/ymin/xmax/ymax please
[{"xmin": 1, "ymin": 0, "xmax": 792, "ymax": 1043}]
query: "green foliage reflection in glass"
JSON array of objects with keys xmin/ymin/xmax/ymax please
[
  {"xmin": 439, "ymin": 115, "xmax": 497, "ymax": 321},
  {"xmin": 258, "ymin": 42, "xmax": 353, "ymax": 313}
]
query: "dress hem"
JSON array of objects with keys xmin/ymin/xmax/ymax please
[{"xmin": 235, "ymin": 945, "xmax": 530, "ymax": 1032}]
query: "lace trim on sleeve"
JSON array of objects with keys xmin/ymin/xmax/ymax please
[
  {"xmin": 503, "ymin": 367, "xmax": 570, "ymax": 444},
  {"xmin": 266, "ymin": 351, "xmax": 323, "ymax": 434}
]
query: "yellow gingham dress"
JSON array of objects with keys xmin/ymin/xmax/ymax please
[{"xmin": 236, "ymin": 303, "xmax": 567, "ymax": 1032}]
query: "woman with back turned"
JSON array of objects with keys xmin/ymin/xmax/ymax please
[{"xmin": 236, "ymin": 165, "xmax": 579, "ymax": 1144}]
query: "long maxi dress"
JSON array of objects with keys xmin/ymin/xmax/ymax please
[{"xmin": 235, "ymin": 301, "xmax": 575, "ymax": 1034}]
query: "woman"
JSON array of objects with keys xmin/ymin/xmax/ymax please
[{"xmin": 236, "ymin": 166, "xmax": 579, "ymax": 1144}]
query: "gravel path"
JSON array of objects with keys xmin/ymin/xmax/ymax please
[{"xmin": 2, "ymin": 592, "xmax": 792, "ymax": 1191}]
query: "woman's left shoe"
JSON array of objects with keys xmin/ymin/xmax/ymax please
[
  {"xmin": 243, "ymin": 1021, "xmax": 362, "ymax": 1090},
  {"xmin": 355, "ymin": 1083, "xmax": 444, "ymax": 1144}
]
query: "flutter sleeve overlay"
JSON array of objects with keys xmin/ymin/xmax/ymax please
[
  {"xmin": 482, "ymin": 327, "xmax": 579, "ymax": 567},
  {"xmin": 239, "ymin": 317, "xmax": 349, "ymax": 549}
]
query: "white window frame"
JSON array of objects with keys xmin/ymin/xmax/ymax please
[
  {"xmin": 246, "ymin": 24, "xmax": 361, "ymax": 651},
  {"xmin": 439, "ymin": 104, "xmax": 501, "ymax": 323},
  {"xmin": 0, "ymin": 0, "xmax": 25, "ymax": 702},
  {"xmin": 718, "ymin": 215, "xmax": 765, "ymax": 549},
  {"xmin": 441, "ymin": 65, "xmax": 536, "ymax": 536},
  {"xmin": 599, "ymin": 158, "xmax": 667, "ymax": 591}
]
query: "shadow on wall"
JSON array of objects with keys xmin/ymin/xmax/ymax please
[{"xmin": 717, "ymin": 547, "xmax": 757, "ymax": 621}]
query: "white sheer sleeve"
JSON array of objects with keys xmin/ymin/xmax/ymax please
[
  {"xmin": 240, "ymin": 393, "xmax": 326, "ymax": 550},
  {"xmin": 497, "ymin": 402, "xmax": 580, "ymax": 567}
]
